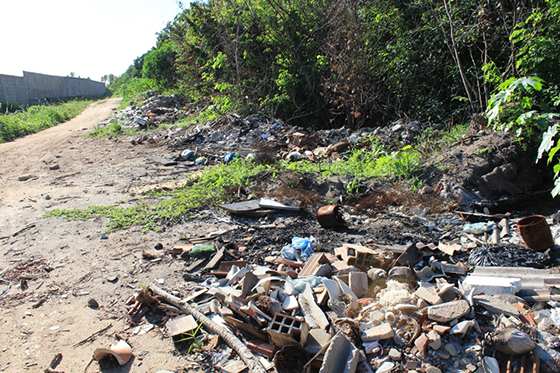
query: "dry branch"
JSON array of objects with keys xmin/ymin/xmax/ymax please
[{"xmin": 148, "ymin": 284, "xmax": 267, "ymax": 373}]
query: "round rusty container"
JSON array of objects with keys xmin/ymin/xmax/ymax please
[
  {"xmin": 517, "ymin": 215, "xmax": 554, "ymax": 252},
  {"xmin": 317, "ymin": 205, "xmax": 346, "ymax": 228}
]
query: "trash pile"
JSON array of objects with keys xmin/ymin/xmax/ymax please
[
  {"xmin": 98, "ymin": 95, "xmax": 189, "ymax": 138},
  {"xmin": 104, "ymin": 95, "xmax": 554, "ymax": 215},
  {"xmin": 83, "ymin": 95, "xmax": 560, "ymax": 372},
  {"xmin": 90, "ymin": 207, "xmax": 560, "ymax": 373}
]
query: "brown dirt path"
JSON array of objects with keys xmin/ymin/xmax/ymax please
[{"xmin": 0, "ymin": 98, "xmax": 196, "ymax": 372}]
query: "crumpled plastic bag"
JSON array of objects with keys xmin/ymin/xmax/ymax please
[
  {"xmin": 292, "ymin": 276, "xmax": 324, "ymax": 294},
  {"xmin": 463, "ymin": 222, "xmax": 494, "ymax": 235},
  {"xmin": 281, "ymin": 236, "xmax": 318, "ymax": 261}
]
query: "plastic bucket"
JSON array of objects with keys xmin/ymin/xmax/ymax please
[{"xmin": 517, "ymin": 215, "xmax": 554, "ymax": 252}]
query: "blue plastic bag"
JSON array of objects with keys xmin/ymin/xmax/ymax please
[{"xmin": 224, "ymin": 152, "xmax": 239, "ymax": 163}]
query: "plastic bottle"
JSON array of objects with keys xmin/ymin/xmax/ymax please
[{"xmin": 190, "ymin": 244, "xmax": 215, "ymax": 256}]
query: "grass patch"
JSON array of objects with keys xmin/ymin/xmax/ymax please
[
  {"xmin": 287, "ymin": 143, "xmax": 423, "ymax": 181},
  {"xmin": 87, "ymin": 121, "xmax": 138, "ymax": 137},
  {"xmin": 45, "ymin": 159, "xmax": 271, "ymax": 232},
  {"xmin": 45, "ymin": 132, "xmax": 452, "ymax": 232},
  {"xmin": 0, "ymin": 99, "xmax": 93, "ymax": 143}
]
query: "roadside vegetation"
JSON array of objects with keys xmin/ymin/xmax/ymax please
[
  {"xmin": 46, "ymin": 0, "xmax": 560, "ymax": 231},
  {"xmin": 0, "ymin": 99, "xmax": 93, "ymax": 143},
  {"xmin": 46, "ymin": 130, "xmax": 458, "ymax": 232},
  {"xmin": 107, "ymin": 0, "xmax": 560, "ymax": 191}
]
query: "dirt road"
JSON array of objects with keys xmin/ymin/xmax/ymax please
[{"xmin": 0, "ymin": 98, "xmax": 195, "ymax": 372}]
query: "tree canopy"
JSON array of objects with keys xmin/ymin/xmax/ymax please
[{"xmin": 111, "ymin": 0, "xmax": 560, "ymax": 129}]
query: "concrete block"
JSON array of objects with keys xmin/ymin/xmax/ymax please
[{"xmin": 426, "ymin": 300, "xmax": 470, "ymax": 322}]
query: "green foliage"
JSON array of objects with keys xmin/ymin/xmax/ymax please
[
  {"xmin": 0, "ymin": 101, "xmax": 26, "ymax": 114},
  {"xmin": 87, "ymin": 121, "xmax": 138, "ymax": 137},
  {"xmin": 142, "ymin": 41, "xmax": 178, "ymax": 89},
  {"xmin": 115, "ymin": 78, "xmax": 160, "ymax": 106},
  {"xmin": 0, "ymin": 100, "xmax": 93, "ymax": 143},
  {"xmin": 487, "ymin": 76, "xmax": 549, "ymax": 138},
  {"xmin": 106, "ymin": 0, "xmax": 560, "ymax": 128},
  {"xmin": 287, "ymin": 143, "xmax": 422, "ymax": 181},
  {"xmin": 45, "ymin": 158, "xmax": 270, "ymax": 232},
  {"xmin": 486, "ymin": 75, "xmax": 560, "ymax": 196},
  {"xmin": 175, "ymin": 321, "xmax": 205, "ymax": 355}
]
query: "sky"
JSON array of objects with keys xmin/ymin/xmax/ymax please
[{"xmin": 0, "ymin": 0, "xmax": 184, "ymax": 82}]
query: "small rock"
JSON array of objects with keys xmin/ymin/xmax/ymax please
[
  {"xmin": 425, "ymin": 366, "xmax": 442, "ymax": 373},
  {"xmin": 415, "ymin": 286, "xmax": 442, "ymax": 305},
  {"xmin": 414, "ymin": 333, "xmax": 429, "ymax": 356},
  {"xmin": 100, "ymin": 234, "xmax": 108, "ymax": 240},
  {"xmin": 375, "ymin": 361, "xmax": 394, "ymax": 373},
  {"xmin": 18, "ymin": 175, "xmax": 35, "ymax": 181},
  {"xmin": 426, "ymin": 300, "xmax": 470, "ymax": 323},
  {"xmin": 388, "ymin": 348, "xmax": 402, "ymax": 361},
  {"xmin": 88, "ymin": 299, "xmax": 99, "ymax": 309},
  {"xmin": 286, "ymin": 151, "xmax": 303, "ymax": 161},
  {"xmin": 486, "ymin": 327, "xmax": 536, "ymax": 355},
  {"xmin": 436, "ymin": 349, "xmax": 450, "ymax": 359},
  {"xmin": 362, "ymin": 323, "xmax": 394, "ymax": 341},
  {"xmin": 154, "ymin": 243, "xmax": 163, "ymax": 250},
  {"xmin": 48, "ymin": 164, "xmax": 60, "ymax": 170},
  {"xmin": 432, "ymin": 325, "xmax": 451, "ymax": 334},
  {"xmin": 450, "ymin": 320, "xmax": 475, "ymax": 337},
  {"xmin": 427, "ymin": 330, "xmax": 442, "ymax": 350},
  {"xmin": 474, "ymin": 294, "xmax": 520, "ymax": 316},
  {"xmin": 444, "ymin": 343, "xmax": 459, "ymax": 357}
]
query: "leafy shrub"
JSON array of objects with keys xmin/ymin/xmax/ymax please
[{"xmin": 0, "ymin": 100, "xmax": 92, "ymax": 143}]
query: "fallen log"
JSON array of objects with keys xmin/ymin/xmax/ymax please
[{"xmin": 148, "ymin": 284, "xmax": 267, "ymax": 373}]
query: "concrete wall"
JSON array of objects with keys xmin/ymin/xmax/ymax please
[
  {"xmin": 0, "ymin": 74, "xmax": 28, "ymax": 104},
  {"xmin": 0, "ymin": 71, "xmax": 106, "ymax": 105}
]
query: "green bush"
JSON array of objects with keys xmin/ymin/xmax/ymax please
[{"xmin": 0, "ymin": 100, "xmax": 92, "ymax": 143}]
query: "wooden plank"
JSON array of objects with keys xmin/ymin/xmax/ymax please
[
  {"xmin": 204, "ymin": 247, "xmax": 225, "ymax": 270},
  {"xmin": 186, "ymin": 258, "xmax": 206, "ymax": 272}
]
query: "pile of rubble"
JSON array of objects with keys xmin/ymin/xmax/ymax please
[
  {"xmin": 84, "ymin": 95, "xmax": 560, "ymax": 372},
  {"xmin": 92, "ymin": 208, "xmax": 560, "ymax": 373},
  {"xmin": 106, "ymin": 95, "xmax": 554, "ymax": 215}
]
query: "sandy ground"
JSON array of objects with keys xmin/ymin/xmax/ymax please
[{"xmin": 0, "ymin": 98, "xmax": 203, "ymax": 372}]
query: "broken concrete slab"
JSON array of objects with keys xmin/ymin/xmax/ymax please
[
  {"xmin": 473, "ymin": 294, "xmax": 520, "ymax": 317},
  {"xmin": 298, "ymin": 284, "xmax": 330, "ymax": 330},
  {"xmin": 425, "ymin": 300, "xmax": 470, "ymax": 323},
  {"xmin": 349, "ymin": 272, "xmax": 368, "ymax": 298},
  {"xmin": 415, "ymin": 286, "xmax": 442, "ymax": 305},
  {"xmin": 319, "ymin": 333, "xmax": 360, "ymax": 373},
  {"xmin": 362, "ymin": 323, "xmax": 394, "ymax": 342},
  {"xmin": 305, "ymin": 328, "xmax": 332, "ymax": 355},
  {"xmin": 462, "ymin": 275, "xmax": 521, "ymax": 295}
]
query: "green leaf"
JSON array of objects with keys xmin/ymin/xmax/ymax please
[
  {"xmin": 548, "ymin": 143, "xmax": 560, "ymax": 164},
  {"xmin": 552, "ymin": 177, "xmax": 560, "ymax": 198},
  {"xmin": 537, "ymin": 123, "xmax": 558, "ymax": 161},
  {"xmin": 487, "ymin": 105, "xmax": 501, "ymax": 125}
]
